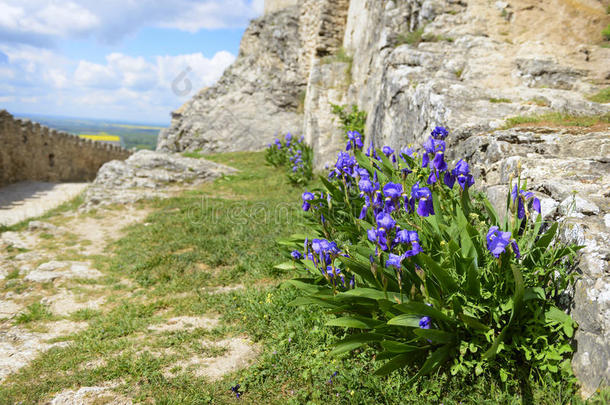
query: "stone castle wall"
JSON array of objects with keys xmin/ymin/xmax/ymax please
[{"xmin": 0, "ymin": 110, "xmax": 132, "ymax": 187}]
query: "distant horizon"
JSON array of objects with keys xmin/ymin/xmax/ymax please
[{"xmin": 12, "ymin": 111, "xmax": 169, "ymax": 127}]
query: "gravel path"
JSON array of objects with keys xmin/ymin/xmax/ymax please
[{"xmin": 0, "ymin": 181, "xmax": 88, "ymax": 226}]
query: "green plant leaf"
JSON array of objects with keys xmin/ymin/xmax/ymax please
[
  {"xmin": 414, "ymin": 253, "xmax": 458, "ymax": 294},
  {"xmin": 458, "ymin": 314, "xmax": 489, "ymax": 331},
  {"xmin": 523, "ymin": 287, "xmax": 545, "ymax": 301},
  {"xmin": 482, "ymin": 196, "xmax": 499, "ymax": 226},
  {"xmin": 339, "ymin": 288, "xmax": 404, "ymax": 303},
  {"xmin": 413, "ymin": 329, "xmax": 456, "ymax": 344},
  {"xmin": 545, "ymin": 306, "xmax": 575, "ymax": 338},
  {"xmin": 387, "ymin": 314, "xmax": 421, "ymax": 328},
  {"xmin": 483, "ymin": 264, "xmax": 525, "ymax": 360},
  {"xmin": 373, "ymin": 353, "xmax": 412, "ymax": 376},
  {"xmin": 393, "ymin": 302, "xmax": 456, "ymax": 325},
  {"xmin": 288, "ymin": 296, "xmax": 339, "ymax": 308},
  {"xmin": 326, "ymin": 316, "xmax": 385, "ymax": 330},
  {"xmin": 274, "ymin": 261, "xmax": 297, "ymax": 270},
  {"xmin": 283, "ymin": 279, "xmax": 323, "ymax": 294},
  {"xmin": 337, "ymin": 256, "xmax": 379, "ymax": 287},
  {"xmin": 407, "ymin": 344, "xmax": 453, "ymax": 381},
  {"xmin": 381, "ymin": 340, "xmax": 420, "ymax": 353},
  {"xmin": 330, "ymin": 333, "xmax": 386, "ymax": 356},
  {"xmin": 536, "ymin": 222, "xmax": 558, "ymax": 250}
]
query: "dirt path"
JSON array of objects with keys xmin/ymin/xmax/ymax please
[
  {"xmin": 0, "ymin": 181, "xmax": 88, "ymax": 227},
  {"xmin": 0, "ymin": 196, "xmax": 257, "ymax": 403}
]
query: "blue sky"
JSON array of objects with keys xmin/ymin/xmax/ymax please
[{"xmin": 0, "ymin": 0, "xmax": 264, "ymax": 124}]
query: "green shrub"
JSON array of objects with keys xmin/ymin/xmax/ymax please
[
  {"xmin": 330, "ymin": 104, "xmax": 367, "ymax": 141},
  {"xmin": 265, "ymin": 134, "xmax": 313, "ymax": 186},
  {"xmin": 277, "ymin": 126, "xmax": 580, "ymax": 393}
]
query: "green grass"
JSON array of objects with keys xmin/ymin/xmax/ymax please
[
  {"xmin": 503, "ymin": 112, "xmax": 610, "ymax": 129},
  {"xmin": 1, "ymin": 152, "xmax": 609, "ymax": 403},
  {"xmin": 395, "ymin": 27, "xmax": 453, "ymax": 47},
  {"xmin": 528, "ymin": 97, "xmax": 550, "ymax": 107},
  {"xmin": 489, "ymin": 98, "xmax": 511, "ymax": 103},
  {"xmin": 15, "ymin": 302, "xmax": 53, "ymax": 324},
  {"xmin": 603, "ymin": 24, "xmax": 610, "ymax": 41},
  {"xmin": 182, "ymin": 151, "xmax": 206, "ymax": 159},
  {"xmin": 396, "ymin": 28, "xmax": 424, "ymax": 46},
  {"xmin": 587, "ymin": 88, "xmax": 610, "ymax": 104}
]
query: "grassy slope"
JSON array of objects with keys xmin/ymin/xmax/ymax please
[{"xmin": 1, "ymin": 152, "xmax": 608, "ymax": 404}]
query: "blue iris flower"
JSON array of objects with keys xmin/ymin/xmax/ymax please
[
  {"xmin": 422, "ymin": 137, "xmax": 446, "ymax": 172},
  {"xmin": 359, "ymin": 178, "xmax": 377, "ymax": 194},
  {"xmin": 431, "ymin": 126, "xmax": 449, "ymax": 140},
  {"xmin": 366, "ymin": 140, "xmax": 380, "ymax": 160},
  {"xmin": 512, "ymin": 185, "xmax": 542, "ymax": 219},
  {"xmin": 382, "ymin": 146, "xmax": 396, "ymax": 162},
  {"xmin": 302, "ymin": 192, "xmax": 315, "ymax": 211},
  {"xmin": 411, "ymin": 183, "xmax": 435, "ymax": 217},
  {"xmin": 399, "ymin": 146, "xmax": 415, "ymax": 162},
  {"xmin": 383, "ymin": 182, "xmax": 403, "ymax": 199},
  {"xmin": 394, "ymin": 229, "xmax": 419, "ymax": 244},
  {"xmin": 376, "ymin": 212, "xmax": 396, "ymax": 231},
  {"xmin": 486, "ymin": 226, "xmax": 520, "ymax": 258},
  {"xmin": 443, "ymin": 171, "xmax": 456, "ymax": 189},
  {"xmin": 291, "ymin": 250, "xmax": 303, "ymax": 260},
  {"xmin": 386, "ymin": 253, "xmax": 404, "ymax": 269},
  {"xmin": 452, "ymin": 160, "xmax": 474, "ymax": 190},
  {"xmin": 231, "ymin": 384, "xmax": 242, "ymax": 399},
  {"xmin": 419, "ymin": 316, "xmax": 431, "ymax": 329},
  {"xmin": 346, "ymin": 131, "xmax": 364, "ymax": 151},
  {"xmin": 331, "ymin": 151, "xmax": 358, "ymax": 178}
]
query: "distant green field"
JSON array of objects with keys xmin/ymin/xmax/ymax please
[{"xmin": 15, "ymin": 114, "xmax": 164, "ymax": 150}]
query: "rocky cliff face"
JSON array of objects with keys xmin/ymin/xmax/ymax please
[
  {"xmin": 156, "ymin": 6, "xmax": 305, "ymax": 153},
  {"xmin": 158, "ymin": 0, "xmax": 610, "ymax": 395}
]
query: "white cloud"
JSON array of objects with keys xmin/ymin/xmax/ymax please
[
  {"xmin": 0, "ymin": 1, "xmax": 264, "ymax": 47},
  {"xmin": 0, "ymin": 43, "xmax": 236, "ymax": 122},
  {"xmin": 0, "ymin": 1, "xmax": 253, "ymax": 122},
  {"xmin": 74, "ymin": 60, "xmax": 119, "ymax": 89}
]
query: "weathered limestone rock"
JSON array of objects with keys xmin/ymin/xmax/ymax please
[
  {"xmin": 0, "ymin": 320, "xmax": 88, "ymax": 382},
  {"xmin": 156, "ymin": 7, "xmax": 306, "ymax": 153},
  {"xmin": 455, "ymin": 126, "xmax": 610, "ymax": 396},
  {"xmin": 265, "ymin": 0, "xmax": 297, "ymax": 15},
  {"xmin": 24, "ymin": 261, "xmax": 102, "ymax": 282},
  {"xmin": 83, "ymin": 150, "xmax": 235, "ymax": 208},
  {"xmin": 303, "ymin": 61, "xmax": 351, "ymax": 169},
  {"xmin": 48, "ymin": 385, "xmax": 133, "ymax": 405}
]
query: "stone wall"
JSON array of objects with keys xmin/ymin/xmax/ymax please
[
  {"xmin": 298, "ymin": 0, "xmax": 350, "ymax": 76},
  {"xmin": 0, "ymin": 110, "xmax": 131, "ymax": 187}
]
